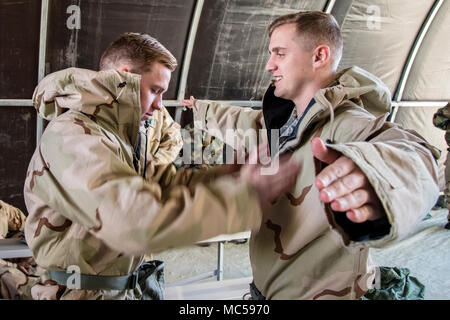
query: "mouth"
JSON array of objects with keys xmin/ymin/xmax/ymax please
[{"xmin": 271, "ymin": 76, "xmax": 283, "ymax": 85}]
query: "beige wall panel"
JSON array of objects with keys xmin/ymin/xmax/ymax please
[
  {"xmin": 339, "ymin": 0, "xmax": 434, "ymax": 96},
  {"xmin": 403, "ymin": 0, "xmax": 450, "ymax": 101}
]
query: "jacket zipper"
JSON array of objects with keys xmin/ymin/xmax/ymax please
[
  {"xmin": 278, "ymin": 109, "xmax": 324, "ymax": 155},
  {"xmin": 143, "ymin": 121, "xmax": 149, "ymax": 178}
]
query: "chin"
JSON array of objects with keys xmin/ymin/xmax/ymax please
[{"xmin": 273, "ymin": 88, "xmax": 285, "ymax": 98}]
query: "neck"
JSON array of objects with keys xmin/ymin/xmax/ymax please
[{"xmin": 293, "ymin": 71, "xmax": 337, "ymax": 115}]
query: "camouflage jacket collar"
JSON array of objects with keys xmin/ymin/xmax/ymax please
[{"xmin": 32, "ymin": 67, "xmax": 142, "ymax": 146}]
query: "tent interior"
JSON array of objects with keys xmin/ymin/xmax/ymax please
[{"xmin": 0, "ymin": 0, "xmax": 449, "ymax": 300}]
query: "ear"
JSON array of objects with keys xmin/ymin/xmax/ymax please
[
  {"xmin": 117, "ymin": 65, "xmax": 131, "ymax": 73},
  {"xmin": 312, "ymin": 45, "xmax": 331, "ymax": 69}
]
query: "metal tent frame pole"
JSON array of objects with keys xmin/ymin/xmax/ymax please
[
  {"xmin": 174, "ymin": 0, "xmax": 205, "ymax": 124},
  {"xmin": 36, "ymin": 0, "xmax": 50, "ymax": 145},
  {"xmin": 0, "ymin": 0, "xmax": 49, "ymax": 147},
  {"xmin": 389, "ymin": 0, "xmax": 444, "ymax": 123},
  {"xmin": 323, "ymin": 0, "xmax": 337, "ymax": 13}
]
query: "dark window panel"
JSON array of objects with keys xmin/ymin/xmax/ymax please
[
  {"xmin": 186, "ymin": 0, "xmax": 326, "ymax": 101},
  {"xmin": 0, "ymin": 0, "xmax": 41, "ymax": 99},
  {"xmin": 0, "ymin": 107, "xmax": 37, "ymax": 214},
  {"xmin": 46, "ymin": 0, "xmax": 195, "ymax": 100},
  {"xmin": 165, "ymin": 106, "xmax": 177, "ymax": 121}
]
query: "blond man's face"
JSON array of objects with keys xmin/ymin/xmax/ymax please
[{"xmin": 139, "ymin": 62, "xmax": 171, "ymax": 121}]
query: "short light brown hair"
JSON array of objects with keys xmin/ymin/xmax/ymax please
[
  {"xmin": 268, "ymin": 11, "xmax": 343, "ymax": 70},
  {"xmin": 99, "ymin": 32, "xmax": 177, "ymax": 73}
]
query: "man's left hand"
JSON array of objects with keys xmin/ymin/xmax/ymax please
[{"xmin": 311, "ymin": 137, "xmax": 385, "ymax": 223}]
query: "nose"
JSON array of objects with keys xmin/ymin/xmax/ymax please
[
  {"xmin": 152, "ymin": 94, "xmax": 162, "ymax": 111},
  {"xmin": 265, "ymin": 55, "xmax": 277, "ymax": 73}
]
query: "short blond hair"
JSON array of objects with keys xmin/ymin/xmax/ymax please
[
  {"xmin": 99, "ymin": 32, "xmax": 177, "ymax": 73},
  {"xmin": 269, "ymin": 11, "xmax": 343, "ymax": 70}
]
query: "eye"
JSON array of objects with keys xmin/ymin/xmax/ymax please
[{"xmin": 277, "ymin": 53, "xmax": 285, "ymax": 58}]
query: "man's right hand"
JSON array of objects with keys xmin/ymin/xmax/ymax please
[{"xmin": 181, "ymin": 96, "xmax": 196, "ymax": 110}]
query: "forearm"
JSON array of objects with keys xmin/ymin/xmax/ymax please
[
  {"xmin": 194, "ymin": 100, "xmax": 266, "ymax": 153},
  {"xmin": 93, "ymin": 174, "xmax": 262, "ymax": 254},
  {"xmin": 327, "ymin": 126, "xmax": 439, "ymax": 247}
]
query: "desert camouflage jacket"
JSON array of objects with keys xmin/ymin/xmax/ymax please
[
  {"xmin": 0, "ymin": 200, "xmax": 26, "ymax": 239},
  {"xmin": 193, "ymin": 66, "xmax": 440, "ymax": 299},
  {"xmin": 0, "ymin": 201, "xmax": 41, "ymax": 300},
  {"xmin": 23, "ymin": 68, "xmax": 263, "ymax": 299}
]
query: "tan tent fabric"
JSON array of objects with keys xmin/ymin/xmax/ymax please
[
  {"xmin": 339, "ymin": 0, "xmax": 434, "ymax": 96},
  {"xmin": 402, "ymin": 0, "xmax": 450, "ymax": 101}
]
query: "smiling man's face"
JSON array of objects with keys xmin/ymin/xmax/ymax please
[{"xmin": 265, "ymin": 23, "xmax": 315, "ymax": 104}]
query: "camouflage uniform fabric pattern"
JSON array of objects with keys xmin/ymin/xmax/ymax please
[
  {"xmin": 0, "ymin": 200, "xmax": 26, "ymax": 239},
  {"xmin": 0, "ymin": 200, "xmax": 43, "ymax": 299},
  {"xmin": 174, "ymin": 123, "xmax": 225, "ymax": 170}
]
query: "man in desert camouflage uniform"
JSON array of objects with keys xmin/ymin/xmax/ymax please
[
  {"xmin": 1, "ymin": 39, "xmax": 183, "ymax": 299},
  {"xmin": 22, "ymin": 33, "xmax": 299, "ymax": 300},
  {"xmin": 0, "ymin": 200, "xmax": 40, "ymax": 299},
  {"xmin": 433, "ymin": 102, "xmax": 450, "ymax": 229},
  {"xmin": 183, "ymin": 12, "xmax": 440, "ymax": 299}
]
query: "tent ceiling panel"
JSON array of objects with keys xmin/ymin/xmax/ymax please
[
  {"xmin": 403, "ymin": 0, "xmax": 450, "ymax": 101},
  {"xmin": 45, "ymin": 0, "xmax": 195, "ymax": 100},
  {"xmin": 338, "ymin": 0, "xmax": 435, "ymax": 97},
  {"xmin": 0, "ymin": 0, "xmax": 41, "ymax": 99},
  {"xmin": 186, "ymin": 0, "xmax": 327, "ymax": 101}
]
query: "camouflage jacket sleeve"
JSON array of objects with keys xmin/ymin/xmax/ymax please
[
  {"xmin": 145, "ymin": 161, "xmax": 236, "ymax": 199},
  {"xmin": 324, "ymin": 108, "xmax": 440, "ymax": 249},
  {"xmin": 433, "ymin": 102, "xmax": 450, "ymax": 131},
  {"xmin": 193, "ymin": 100, "xmax": 266, "ymax": 154},
  {"xmin": 0, "ymin": 200, "xmax": 26, "ymax": 239},
  {"xmin": 25, "ymin": 117, "xmax": 262, "ymax": 256},
  {"xmin": 146, "ymin": 106, "xmax": 183, "ymax": 165}
]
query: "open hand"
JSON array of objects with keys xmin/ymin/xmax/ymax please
[{"xmin": 311, "ymin": 137, "xmax": 385, "ymax": 223}]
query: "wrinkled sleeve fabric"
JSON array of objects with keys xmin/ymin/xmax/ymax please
[
  {"xmin": 323, "ymin": 109, "xmax": 439, "ymax": 248},
  {"xmin": 194, "ymin": 100, "xmax": 266, "ymax": 154},
  {"xmin": 151, "ymin": 106, "xmax": 183, "ymax": 165},
  {"xmin": 0, "ymin": 200, "xmax": 26, "ymax": 239}
]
